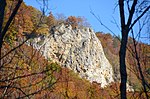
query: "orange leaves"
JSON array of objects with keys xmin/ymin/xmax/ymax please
[
  {"xmin": 66, "ymin": 16, "xmax": 90, "ymax": 29},
  {"xmin": 47, "ymin": 12, "xmax": 56, "ymax": 28},
  {"xmin": 66, "ymin": 16, "xmax": 82, "ymax": 29}
]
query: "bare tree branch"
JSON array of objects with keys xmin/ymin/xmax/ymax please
[
  {"xmin": 119, "ymin": 0, "xmax": 126, "ymax": 31},
  {"xmin": 0, "ymin": 0, "xmax": 23, "ymax": 46},
  {"xmin": 90, "ymin": 10, "xmax": 120, "ymax": 41},
  {"xmin": 127, "ymin": 0, "xmax": 137, "ymax": 27},
  {"xmin": 129, "ymin": 5, "xmax": 150, "ymax": 31}
]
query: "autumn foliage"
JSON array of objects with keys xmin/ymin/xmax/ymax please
[
  {"xmin": 1, "ymin": 0, "xmax": 150, "ymax": 98},
  {"xmin": 96, "ymin": 32, "xmax": 150, "ymax": 95},
  {"xmin": 66, "ymin": 16, "xmax": 90, "ymax": 29}
]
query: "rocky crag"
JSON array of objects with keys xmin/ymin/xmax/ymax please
[{"xmin": 27, "ymin": 24, "xmax": 115, "ymax": 87}]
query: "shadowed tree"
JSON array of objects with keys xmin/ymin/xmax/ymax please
[
  {"xmin": 118, "ymin": 0, "xmax": 150, "ymax": 98},
  {"xmin": 91, "ymin": 1, "xmax": 150, "ymax": 98}
]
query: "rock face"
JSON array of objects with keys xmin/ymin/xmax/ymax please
[{"xmin": 28, "ymin": 24, "xmax": 114, "ymax": 87}]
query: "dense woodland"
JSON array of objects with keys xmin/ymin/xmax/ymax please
[{"xmin": 0, "ymin": 0, "xmax": 150, "ymax": 99}]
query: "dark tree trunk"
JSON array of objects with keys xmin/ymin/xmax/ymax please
[
  {"xmin": 119, "ymin": 28, "xmax": 128, "ymax": 99},
  {"xmin": 0, "ymin": 0, "xmax": 6, "ymax": 67},
  {"xmin": 0, "ymin": 0, "xmax": 6, "ymax": 33},
  {"xmin": 118, "ymin": 1, "xmax": 128, "ymax": 98},
  {"xmin": 0, "ymin": 0, "xmax": 22, "ymax": 68}
]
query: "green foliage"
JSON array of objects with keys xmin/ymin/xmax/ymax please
[
  {"xmin": 44, "ymin": 63, "xmax": 61, "ymax": 87},
  {"xmin": 45, "ymin": 62, "xmax": 61, "ymax": 76},
  {"xmin": 37, "ymin": 39, "xmax": 44, "ymax": 45},
  {"xmin": 146, "ymin": 68, "xmax": 150, "ymax": 75},
  {"xmin": 68, "ymin": 70, "xmax": 82, "ymax": 80},
  {"xmin": 35, "ymin": 24, "xmax": 49, "ymax": 35},
  {"xmin": 113, "ymin": 37, "xmax": 119, "ymax": 48},
  {"xmin": 88, "ymin": 86, "xmax": 95, "ymax": 98},
  {"xmin": 4, "ymin": 22, "xmax": 18, "ymax": 45}
]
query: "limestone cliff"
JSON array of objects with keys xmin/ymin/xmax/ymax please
[{"xmin": 27, "ymin": 24, "xmax": 114, "ymax": 87}]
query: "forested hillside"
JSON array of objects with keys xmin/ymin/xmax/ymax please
[
  {"xmin": 96, "ymin": 32, "xmax": 150, "ymax": 92},
  {"xmin": 0, "ymin": 0, "xmax": 150, "ymax": 99}
]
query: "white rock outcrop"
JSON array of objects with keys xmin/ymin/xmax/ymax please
[{"xmin": 27, "ymin": 24, "xmax": 114, "ymax": 87}]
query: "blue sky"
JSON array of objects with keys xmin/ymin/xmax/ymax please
[
  {"xmin": 24, "ymin": 0, "xmax": 120, "ymax": 35},
  {"xmin": 24, "ymin": 0, "xmax": 149, "ymax": 44}
]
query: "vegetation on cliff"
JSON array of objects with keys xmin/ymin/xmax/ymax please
[{"xmin": 0, "ymin": 0, "xmax": 149, "ymax": 98}]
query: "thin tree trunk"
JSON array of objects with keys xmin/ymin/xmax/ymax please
[
  {"xmin": 132, "ymin": 37, "xmax": 149, "ymax": 99},
  {"xmin": 0, "ymin": 0, "xmax": 6, "ymax": 33},
  {"xmin": 119, "ymin": 29, "xmax": 128, "ymax": 99},
  {"xmin": 0, "ymin": 0, "xmax": 6, "ymax": 68},
  {"xmin": 118, "ymin": 0, "xmax": 128, "ymax": 98}
]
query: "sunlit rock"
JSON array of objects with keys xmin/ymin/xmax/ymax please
[{"xmin": 27, "ymin": 24, "xmax": 115, "ymax": 87}]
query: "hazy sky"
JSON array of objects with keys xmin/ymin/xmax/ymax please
[{"xmin": 24, "ymin": 0, "xmax": 120, "ymax": 35}]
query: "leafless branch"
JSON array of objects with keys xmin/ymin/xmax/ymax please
[
  {"xmin": 90, "ymin": 10, "xmax": 120, "ymax": 41},
  {"xmin": 129, "ymin": 5, "xmax": 150, "ymax": 31}
]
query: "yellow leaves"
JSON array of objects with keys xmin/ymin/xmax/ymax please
[
  {"xmin": 20, "ymin": 78, "xmax": 29, "ymax": 87},
  {"xmin": 35, "ymin": 24, "xmax": 49, "ymax": 35},
  {"xmin": 66, "ymin": 82, "xmax": 76, "ymax": 98}
]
